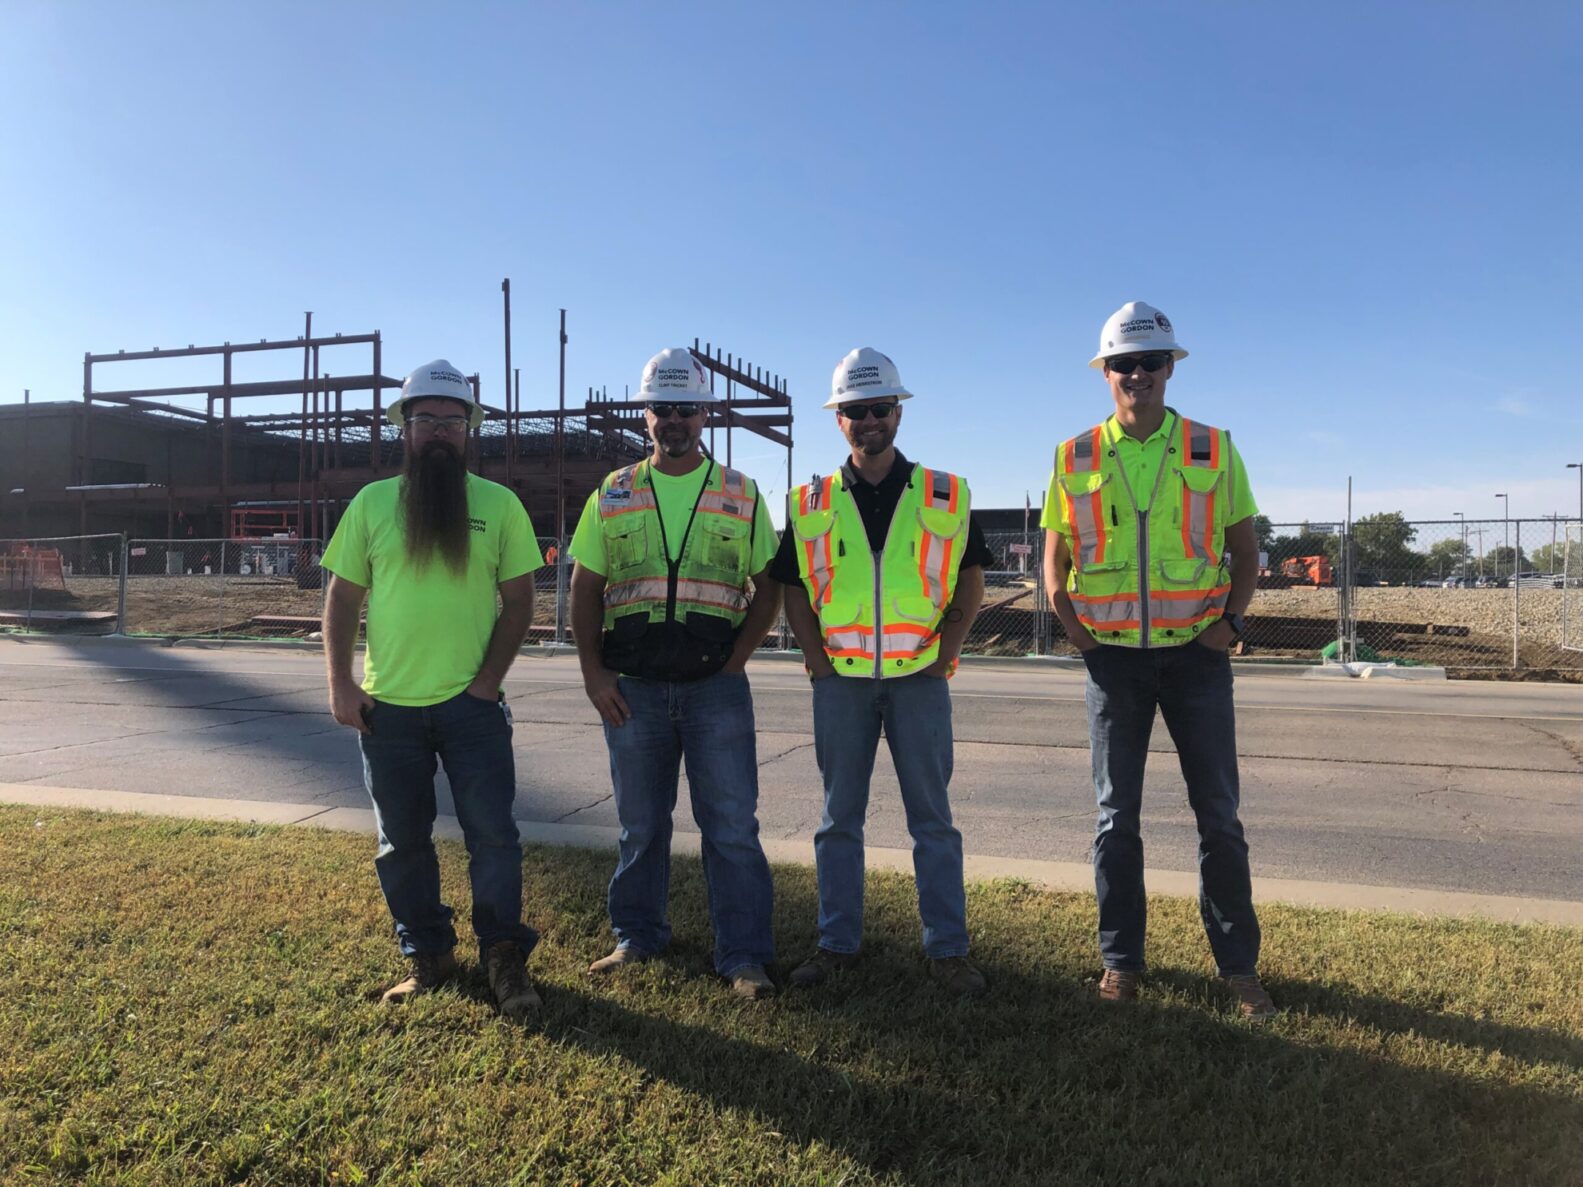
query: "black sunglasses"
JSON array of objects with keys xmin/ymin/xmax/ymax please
[
  {"xmin": 649, "ymin": 402, "xmax": 701, "ymax": 419},
  {"xmin": 1105, "ymin": 353, "xmax": 1172, "ymax": 375},
  {"xmin": 837, "ymin": 402, "xmax": 897, "ymax": 421}
]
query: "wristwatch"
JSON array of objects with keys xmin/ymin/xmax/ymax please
[{"xmin": 1222, "ymin": 612, "xmax": 1245, "ymax": 638}]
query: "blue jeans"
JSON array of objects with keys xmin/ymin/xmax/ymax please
[
  {"xmin": 603, "ymin": 670, "xmax": 775, "ymax": 977},
  {"xmin": 1082, "ymin": 641, "xmax": 1260, "ymax": 975},
  {"xmin": 359, "ymin": 692, "xmax": 539, "ymax": 962},
  {"xmin": 810, "ymin": 672, "xmax": 969, "ymax": 959}
]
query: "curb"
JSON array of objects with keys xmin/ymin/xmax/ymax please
[{"xmin": 5, "ymin": 782, "xmax": 1579, "ymax": 929}]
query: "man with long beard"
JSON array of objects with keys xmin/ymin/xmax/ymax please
[
  {"xmin": 569, "ymin": 347, "xmax": 781, "ymax": 1000},
  {"xmin": 321, "ymin": 359, "xmax": 545, "ymax": 1021}
]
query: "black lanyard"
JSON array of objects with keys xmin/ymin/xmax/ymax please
[{"xmin": 645, "ymin": 458, "xmax": 715, "ymax": 619}]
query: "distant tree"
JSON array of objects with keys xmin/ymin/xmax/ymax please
[
  {"xmin": 1267, "ymin": 530, "xmax": 1339, "ymax": 565},
  {"xmin": 1252, "ymin": 515, "xmax": 1275, "ymax": 551},
  {"xmin": 1425, "ymin": 537, "xmax": 1472, "ymax": 576},
  {"xmin": 1484, "ymin": 544, "xmax": 1528, "ymax": 577},
  {"xmin": 1529, "ymin": 542, "xmax": 1564, "ymax": 573},
  {"xmin": 1350, "ymin": 512, "xmax": 1420, "ymax": 580}
]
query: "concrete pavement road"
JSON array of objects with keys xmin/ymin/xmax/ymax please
[{"xmin": 2, "ymin": 635, "xmax": 1581, "ymax": 905}]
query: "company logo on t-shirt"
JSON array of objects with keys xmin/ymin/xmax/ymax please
[{"xmin": 469, "ymin": 516, "xmax": 487, "ymax": 534}]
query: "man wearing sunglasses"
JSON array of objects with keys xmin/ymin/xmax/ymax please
[
  {"xmin": 321, "ymin": 359, "xmax": 546, "ymax": 1022},
  {"xmin": 772, "ymin": 347, "xmax": 993, "ymax": 998},
  {"xmin": 569, "ymin": 347, "xmax": 781, "ymax": 1001},
  {"xmin": 1042, "ymin": 302, "xmax": 1275, "ymax": 1019}
]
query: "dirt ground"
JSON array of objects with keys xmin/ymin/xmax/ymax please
[{"xmin": 5, "ymin": 575, "xmax": 1581, "ymax": 676}]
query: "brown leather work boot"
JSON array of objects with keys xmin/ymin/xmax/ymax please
[
  {"xmin": 1223, "ymin": 974, "xmax": 1277, "ymax": 1020},
  {"xmin": 729, "ymin": 964, "xmax": 777, "ymax": 1001},
  {"xmin": 380, "ymin": 949, "xmax": 459, "ymax": 1004},
  {"xmin": 788, "ymin": 948, "xmax": 859, "ymax": 989},
  {"xmin": 588, "ymin": 944, "xmax": 652, "ymax": 975},
  {"xmin": 930, "ymin": 956, "xmax": 989, "ymax": 998},
  {"xmin": 486, "ymin": 941, "xmax": 542, "ymax": 1022},
  {"xmin": 1097, "ymin": 968, "xmax": 1141, "ymax": 1003}
]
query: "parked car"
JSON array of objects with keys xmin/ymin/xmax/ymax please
[
  {"xmin": 1473, "ymin": 575, "xmax": 1498, "ymax": 588},
  {"xmin": 1441, "ymin": 576, "xmax": 1466, "ymax": 589}
]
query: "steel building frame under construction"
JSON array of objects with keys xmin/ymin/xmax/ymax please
[{"xmin": 39, "ymin": 311, "xmax": 795, "ymax": 544}]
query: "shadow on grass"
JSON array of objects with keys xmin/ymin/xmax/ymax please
[{"xmin": 507, "ymin": 850, "xmax": 1583, "ymax": 1185}]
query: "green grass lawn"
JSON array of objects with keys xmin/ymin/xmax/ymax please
[{"xmin": 1, "ymin": 805, "xmax": 1579, "ymax": 1186}]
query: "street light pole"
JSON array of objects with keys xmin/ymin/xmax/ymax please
[
  {"xmin": 1494, "ymin": 493, "xmax": 1509, "ymax": 580},
  {"xmin": 1453, "ymin": 511, "xmax": 1465, "ymax": 585},
  {"xmin": 1568, "ymin": 463, "xmax": 1582, "ymax": 523}
]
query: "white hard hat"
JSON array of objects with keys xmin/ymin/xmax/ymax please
[
  {"xmin": 1088, "ymin": 302, "xmax": 1189, "ymax": 369},
  {"xmin": 637, "ymin": 347, "xmax": 717, "ymax": 403},
  {"xmin": 388, "ymin": 359, "xmax": 484, "ymax": 427},
  {"xmin": 825, "ymin": 347, "xmax": 913, "ymax": 408}
]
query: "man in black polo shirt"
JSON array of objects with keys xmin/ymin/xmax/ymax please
[{"xmin": 772, "ymin": 348, "xmax": 993, "ymax": 997}]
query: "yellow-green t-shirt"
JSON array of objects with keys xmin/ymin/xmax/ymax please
[
  {"xmin": 1042, "ymin": 410, "xmax": 1258, "ymax": 536},
  {"xmin": 569, "ymin": 461, "xmax": 778, "ymax": 577},
  {"xmin": 321, "ymin": 473, "xmax": 544, "ymax": 706}
]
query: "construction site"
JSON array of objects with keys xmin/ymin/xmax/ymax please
[{"xmin": 0, "ymin": 288, "xmax": 795, "ymax": 640}]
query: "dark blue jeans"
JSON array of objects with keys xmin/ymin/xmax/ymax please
[
  {"xmin": 603, "ymin": 670, "xmax": 775, "ymax": 977},
  {"xmin": 358, "ymin": 692, "xmax": 539, "ymax": 962},
  {"xmin": 810, "ymin": 672, "xmax": 969, "ymax": 959},
  {"xmin": 1082, "ymin": 641, "xmax": 1260, "ymax": 975}
]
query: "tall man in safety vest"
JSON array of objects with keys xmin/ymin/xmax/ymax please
[
  {"xmin": 322, "ymin": 359, "xmax": 545, "ymax": 1022},
  {"xmin": 570, "ymin": 347, "xmax": 782, "ymax": 1000},
  {"xmin": 774, "ymin": 348, "xmax": 991, "ymax": 997},
  {"xmin": 1043, "ymin": 303, "xmax": 1276, "ymax": 1019}
]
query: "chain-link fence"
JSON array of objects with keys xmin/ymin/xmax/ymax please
[
  {"xmin": 122, "ymin": 539, "xmax": 326, "ymax": 638},
  {"xmin": 3, "ymin": 520, "xmax": 1581, "ymax": 672},
  {"xmin": 0, "ymin": 534, "xmax": 125, "ymax": 633}
]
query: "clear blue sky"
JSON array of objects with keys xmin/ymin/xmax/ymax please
[{"xmin": 3, "ymin": 1, "xmax": 1579, "ymax": 526}]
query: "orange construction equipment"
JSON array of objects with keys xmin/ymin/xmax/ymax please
[
  {"xmin": 1279, "ymin": 555, "xmax": 1333, "ymax": 586},
  {"xmin": 0, "ymin": 545, "xmax": 67, "ymax": 592}
]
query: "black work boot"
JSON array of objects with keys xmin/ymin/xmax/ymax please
[{"xmin": 486, "ymin": 941, "xmax": 542, "ymax": 1022}]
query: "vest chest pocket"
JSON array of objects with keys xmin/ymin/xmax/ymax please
[
  {"xmin": 1176, "ymin": 466, "xmax": 1225, "ymax": 562},
  {"xmin": 917, "ymin": 505, "xmax": 965, "ymax": 542},
  {"xmin": 1158, "ymin": 557, "xmax": 1214, "ymax": 587},
  {"xmin": 698, "ymin": 514, "xmax": 749, "ymax": 573},
  {"xmin": 604, "ymin": 513, "xmax": 649, "ymax": 573},
  {"xmin": 1071, "ymin": 558, "xmax": 1129, "ymax": 598}
]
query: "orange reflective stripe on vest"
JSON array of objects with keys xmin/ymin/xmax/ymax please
[
  {"xmin": 1058, "ymin": 428, "xmax": 1108, "ymax": 569},
  {"xmin": 799, "ymin": 474, "xmax": 837, "ymax": 606},
  {"xmin": 917, "ymin": 468, "xmax": 959, "ymax": 609}
]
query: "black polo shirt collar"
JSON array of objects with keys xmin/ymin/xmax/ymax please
[{"xmin": 839, "ymin": 450, "xmax": 914, "ymax": 554}]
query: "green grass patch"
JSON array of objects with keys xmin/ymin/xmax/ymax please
[{"xmin": 1, "ymin": 805, "xmax": 1579, "ymax": 1186}]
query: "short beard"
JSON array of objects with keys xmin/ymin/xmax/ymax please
[{"xmin": 400, "ymin": 440, "xmax": 470, "ymax": 575}]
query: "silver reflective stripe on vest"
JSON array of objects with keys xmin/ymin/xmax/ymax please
[
  {"xmin": 1178, "ymin": 419, "xmax": 1218, "ymax": 561},
  {"xmin": 605, "ymin": 576, "xmax": 670, "ymax": 609}
]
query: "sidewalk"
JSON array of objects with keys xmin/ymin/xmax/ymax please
[{"xmin": 5, "ymin": 780, "xmax": 1579, "ymax": 928}]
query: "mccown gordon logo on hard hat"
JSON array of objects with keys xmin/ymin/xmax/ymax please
[{"xmin": 1089, "ymin": 301, "xmax": 1189, "ymax": 368}]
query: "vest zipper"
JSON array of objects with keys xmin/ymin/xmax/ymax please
[
  {"xmin": 869, "ymin": 463, "xmax": 914, "ymax": 679},
  {"xmin": 1110, "ymin": 414, "xmax": 1176, "ymax": 649}
]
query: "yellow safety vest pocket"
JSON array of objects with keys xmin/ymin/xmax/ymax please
[
  {"xmin": 605, "ymin": 514, "xmax": 648, "ymax": 572},
  {"xmin": 819, "ymin": 591, "xmax": 863, "ymax": 628},
  {"xmin": 699, "ymin": 515, "xmax": 749, "ymax": 571},
  {"xmin": 1158, "ymin": 557, "xmax": 1213, "ymax": 586},
  {"xmin": 1057, "ymin": 470, "xmax": 1110, "ymax": 498},
  {"xmin": 889, "ymin": 593, "xmax": 939, "ymax": 624},
  {"xmin": 1178, "ymin": 467, "xmax": 1224, "ymax": 496},
  {"xmin": 793, "ymin": 508, "xmax": 835, "ymax": 541},
  {"xmin": 917, "ymin": 505, "xmax": 965, "ymax": 541},
  {"xmin": 1072, "ymin": 558, "xmax": 1130, "ymax": 597}
]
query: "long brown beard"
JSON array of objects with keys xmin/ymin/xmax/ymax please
[{"xmin": 400, "ymin": 440, "xmax": 470, "ymax": 575}]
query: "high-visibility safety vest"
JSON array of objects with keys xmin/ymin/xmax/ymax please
[
  {"xmin": 1054, "ymin": 412, "xmax": 1233, "ymax": 648},
  {"xmin": 597, "ymin": 459, "xmax": 758, "ymax": 632},
  {"xmin": 788, "ymin": 464, "xmax": 969, "ymax": 678}
]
